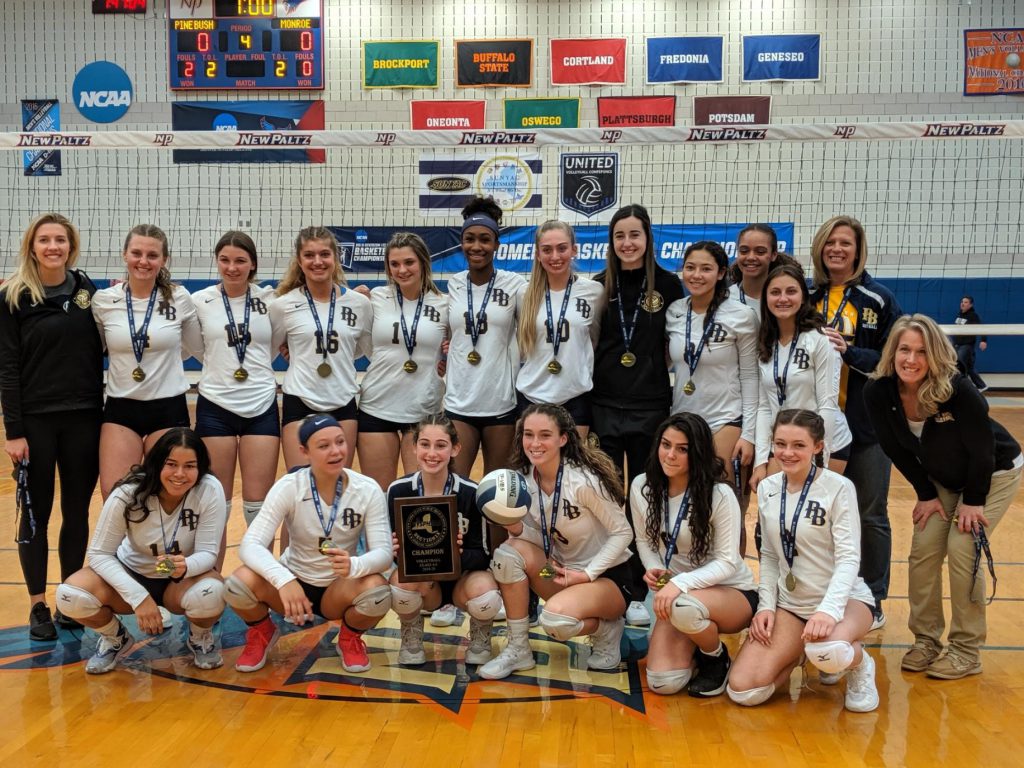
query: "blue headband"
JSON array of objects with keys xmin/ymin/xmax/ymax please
[
  {"xmin": 298, "ymin": 413, "xmax": 341, "ymax": 445},
  {"xmin": 461, "ymin": 213, "xmax": 500, "ymax": 237}
]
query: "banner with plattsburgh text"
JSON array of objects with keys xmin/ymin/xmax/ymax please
[
  {"xmin": 646, "ymin": 37, "xmax": 724, "ymax": 83},
  {"xmin": 362, "ymin": 40, "xmax": 439, "ymax": 88},
  {"xmin": 411, "ymin": 100, "xmax": 486, "ymax": 130},
  {"xmin": 964, "ymin": 29, "xmax": 1024, "ymax": 95},
  {"xmin": 550, "ymin": 38, "xmax": 626, "ymax": 85},
  {"xmin": 742, "ymin": 34, "xmax": 821, "ymax": 81},
  {"xmin": 597, "ymin": 96, "xmax": 676, "ymax": 128},
  {"xmin": 22, "ymin": 100, "xmax": 61, "ymax": 176},
  {"xmin": 456, "ymin": 39, "xmax": 533, "ymax": 87}
]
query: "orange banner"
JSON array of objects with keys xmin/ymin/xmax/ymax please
[{"xmin": 964, "ymin": 29, "xmax": 1024, "ymax": 95}]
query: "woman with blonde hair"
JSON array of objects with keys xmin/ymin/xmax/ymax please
[{"xmin": 864, "ymin": 314, "xmax": 1021, "ymax": 679}]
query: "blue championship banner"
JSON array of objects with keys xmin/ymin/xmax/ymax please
[
  {"xmin": 646, "ymin": 37, "xmax": 724, "ymax": 83},
  {"xmin": 22, "ymin": 100, "xmax": 61, "ymax": 176},
  {"xmin": 742, "ymin": 34, "xmax": 821, "ymax": 81}
]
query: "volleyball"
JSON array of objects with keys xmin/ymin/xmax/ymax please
[
  {"xmin": 475, "ymin": 469, "xmax": 532, "ymax": 526},
  {"xmin": 1007, "ymin": 53, "xmax": 1021, "ymax": 69}
]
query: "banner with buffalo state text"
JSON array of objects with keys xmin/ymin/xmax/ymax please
[
  {"xmin": 550, "ymin": 38, "xmax": 626, "ymax": 85},
  {"xmin": 503, "ymin": 98, "xmax": 580, "ymax": 129},
  {"xmin": 964, "ymin": 29, "xmax": 1024, "ymax": 95},
  {"xmin": 597, "ymin": 96, "xmax": 675, "ymax": 128},
  {"xmin": 456, "ymin": 39, "xmax": 533, "ymax": 87},
  {"xmin": 646, "ymin": 36, "xmax": 724, "ymax": 83},
  {"xmin": 362, "ymin": 40, "xmax": 439, "ymax": 88},
  {"xmin": 411, "ymin": 100, "xmax": 486, "ymax": 130}
]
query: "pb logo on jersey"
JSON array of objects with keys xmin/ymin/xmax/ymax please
[
  {"xmin": 792, "ymin": 348, "xmax": 811, "ymax": 370},
  {"xmin": 861, "ymin": 307, "xmax": 879, "ymax": 329},
  {"xmin": 804, "ymin": 501, "xmax": 827, "ymax": 526},
  {"xmin": 559, "ymin": 152, "xmax": 618, "ymax": 218},
  {"xmin": 158, "ymin": 301, "xmax": 177, "ymax": 321}
]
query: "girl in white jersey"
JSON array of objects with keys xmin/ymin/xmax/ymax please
[
  {"xmin": 223, "ymin": 414, "xmax": 393, "ymax": 674},
  {"xmin": 93, "ymin": 225, "xmax": 202, "ymax": 498},
  {"xmin": 358, "ymin": 232, "xmax": 449, "ymax": 491},
  {"xmin": 193, "ymin": 232, "xmax": 280, "ymax": 557},
  {"xmin": 631, "ymin": 413, "xmax": 757, "ymax": 698},
  {"xmin": 516, "ymin": 222, "xmax": 604, "ymax": 438},
  {"xmin": 271, "ymin": 227, "xmax": 371, "ymax": 475},
  {"xmin": 444, "ymin": 197, "xmax": 525, "ymax": 476},
  {"xmin": 728, "ymin": 224, "xmax": 782, "ymax": 314},
  {"xmin": 751, "ymin": 264, "xmax": 851, "ymax": 491},
  {"xmin": 728, "ymin": 409, "xmax": 879, "ymax": 713},
  {"xmin": 480, "ymin": 404, "xmax": 633, "ymax": 680},
  {"xmin": 55, "ymin": 428, "xmax": 227, "ymax": 675}
]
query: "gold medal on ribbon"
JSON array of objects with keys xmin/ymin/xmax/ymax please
[
  {"xmin": 319, "ymin": 537, "xmax": 335, "ymax": 555},
  {"xmin": 785, "ymin": 572, "xmax": 797, "ymax": 591},
  {"xmin": 403, "ymin": 359, "xmax": 418, "ymax": 373},
  {"xmin": 620, "ymin": 351, "xmax": 637, "ymax": 367},
  {"xmin": 317, "ymin": 361, "xmax": 332, "ymax": 378},
  {"xmin": 547, "ymin": 359, "xmax": 562, "ymax": 374},
  {"xmin": 539, "ymin": 562, "xmax": 556, "ymax": 579},
  {"xmin": 132, "ymin": 366, "xmax": 146, "ymax": 383},
  {"xmin": 654, "ymin": 573, "xmax": 669, "ymax": 590},
  {"xmin": 233, "ymin": 367, "xmax": 249, "ymax": 382},
  {"xmin": 155, "ymin": 557, "xmax": 175, "ymax": 576},
  {"xmin": 73, "ymin": 289, "xmax": 91, "ymax": 309},
  {"xmin": 641, "ymin": 290, "xmax": 664, "ymax": 313},
  {"xmin": 467, "ymin": 349, "xmax": 482, "ymax": 365},
  {"xmin": 683, "ymin": 379, "xmax": 696, "ymax": 396}
]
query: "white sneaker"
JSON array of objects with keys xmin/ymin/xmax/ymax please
[
  {"xmin": 398, "ymin": 618, "xmax": 426, "ymax": 665},
  {"xmin": 158, "ymin": 606, "xmax": 174, "ymax": 631},
  {"xmin": 429, "ymin": 603, "xmax": 461, "ymax": 627},
  {"xmin": 587, "ymin": 617, "xmax": 625, "ymax": 670},
  {"xmin": 870, "ymin": 609, "xmax": 886, "ymax": 631},
  {"xmin": 844, "ymin": 652, "xmax": 879, "ymax": 713},
  {"xmin": 85, "ymin": 621, "xmax": 135, "ymax": 675},
  {"xmin": 819, "ymin": 670, "xmax": 845, "ymax": 686},
  {"xmin": 478, "ymin": 642, "xmax": 535, "ymax": 679},
  {"xmin": 187, "ymin": 628, "xmax": 223, "ymax": 670},
  {"xmin": 465, "ymin": 618, "xmax": 493, "ymax": 665},
  {"xmin": 625, "ymin": 600, "xmax": 651, "ymax": 626}
]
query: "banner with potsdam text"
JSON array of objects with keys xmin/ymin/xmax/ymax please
[
  {"xmin": 646, "ymin": 36, "xmax": 724, "ymax": 83},
  {"xmin": 742, "ymin": 34, "xmax": 821, "ymax": 81},
  {"xmin": 550, "ymin": 38, "xmax": 626, "ymax": 85},
  {"xmin": 456, "ymin": 39, "xmax": 533, "ymax": 87},
  {"xmin": 362, "ymin": 40, "xmax": 439, "ymax": 88},
  {"xmin": 597, "ymin": 96, "xmax": 676, "ymax": 128},
  {"xmin": 963, "ymin": 29, "xmax": 1024, "ymax": 95},
  {"xmin": 504, "ymin": 98, "xmax": 580, "ymax": 129},
  {"xmin": 411, "ymin": 101, "xmax": 487, "ymax": 130},
  {"xmin": 693, "ymin": 96, "xmax": 771, "ymax": 126}
]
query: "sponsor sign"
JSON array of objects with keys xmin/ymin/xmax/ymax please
[
  {"xmin": 559, "ymin": 152, "xmax": 618, "ymax": 222},
  {"xmin": 455, "ymin": 39, "xmax": 533, "ymax": 87},
  {"xmin": 72, "ymin": 60, "xmax": 133, "ymax": 123},
  {"xmin": 597, "ymin": 96, "xmax": 675, "ymax": 127},
  {"xmin": 964, "ymin": 29, "xmax": 1024, "ymax": 95},
  {"xmin": 550, "ymin": 38, "xmax": 626, "ymax": 85},
  {"xmin": 742, "ymin": 34, "xmax": 821, "ymax": 81},
  {"xmin": 693, "ymin": 95, "xmax": 771, "ymax": 126},
  {"xmin": 21, "ymin": 100, "xmax": 61, "ymax": 176},
  {"xmin": 418, "ymin": 154, "xmax": 542, "ymax": 216},
  {"xmin": 503, "ymin": 98, "xmax": 580, "ymax": 129},
  {"xmin": 362, "ymin": 40, "xmax": 439, "ymax": 88},
  {"xmin": 410, "ymin": 100, "xmax": 486, "ymax": 130},
  {"xmin": 646, "ymin": 36, "xmax": 724, "ymax": 83}
]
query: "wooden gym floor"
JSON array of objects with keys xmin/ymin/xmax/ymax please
[{"xmin": 2, "ymin": 398, "xmax": 1024, "ymax": 768}]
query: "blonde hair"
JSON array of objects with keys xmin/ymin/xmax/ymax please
[
  {"xmin": 517, "ymin": 220, "xmax": 577, "ymax": 357},
  {"xmin": 384, "ymin": 232, "xmax": 440, "ymax": 296},
  {"xmin": 276, "ymin": 226, "xmax": 347, "ymax": 295},
  {"xmin": 2, "ymin": 213, "xmax": 80, "ymax": 311},
  {"xmin": 123, "ymin": 224, "xmax": 175, "ymax": 303},
  {"xmin": 872, "ymin": 314, "xmax": 958, "ymax": 416},
  {"xmin": 810, "ymin": 215, "xmax": 869, "ymax": 288}
]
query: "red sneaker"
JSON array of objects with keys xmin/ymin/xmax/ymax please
[
  {"xmin": 337, "ymin": 626, "xmax": 371, "ymax": 672},
  {"xmin": 235, "ymin": 617, "xmax": 279, "ymax": 672}
]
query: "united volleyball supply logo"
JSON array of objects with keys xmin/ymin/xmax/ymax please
[{"xmin": 72, "ymin": 61, "xmax": 133, "ymax": 123}]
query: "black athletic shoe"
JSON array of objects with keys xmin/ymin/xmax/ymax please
[
  {"xmin": 54, "ymin": 609, "xmax": 83, "ymax": 630},
  {"xmin": 688, "ymin": 645, "xmax": 731, "ymax": 698},
  {"xmin": 528, "ymin": 591, "xmax": 540, "ymax": 627},
  {"xmin": 29, "ymin": 602, "xmax": 57, "ymax": 641}
]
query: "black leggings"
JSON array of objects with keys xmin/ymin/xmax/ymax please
[{"xmin": 16, "ymin": 409, "xmax": 101, "ymax": 595}]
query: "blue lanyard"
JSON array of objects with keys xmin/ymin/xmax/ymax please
[
  {"xmin": 415, "ymin": 471, "xmax": 455, "ymax": 497},
  {"xmin": 309, "ymin": 469, "xmax": 345, "ymax": 538},
  {"xmin": 221, "ymin": 286, "xmax": 252, "ymax": 368},
  {"xmin": 822, "ymin": 288, "xmax": 851, "ymax": 330},
  {"xmin": 779, "ymin": 464, "xmax": 817, "ymax": 571},
  {"xmin": 396, "ymin": 290, "xmax": 425, "ymax": 359},
  {"xmin": 465, "ymin": 271, "xmax": 496, "ymax": 350},
  {"xmin": 157, "ymin": 490, "xmax": 188, "ymax": 555},
  {"xmin": 536, "ymin": 462, "xmax": 564, "ymax": 561},
  {"xmin": 125, "ymin": 285, "xmax": 158, "ymax": 366},
  {"xmin": 13, "ymin": 460, "xmax": 35, "ymax": 544},
  {"xmin": 304, "ymin": 286, "xmax": 337, "ymax": 363},
  {"xmin": 661, "ymin": 487, "xmax": 691, "ymax": 570},
  {"xmin": 616, "ymin": 275, "xmax": 646, "ymax": 352},
  {"xmin": 683, "ymin": 301, "xmax": 717, "ymax": 379},
  {"xmin": 773, "ymin": 333, "xmax": 800, "ymax": 407},
  {"xmin": 544, "ymin": 278, "xmax": 574, "ymax": 359}
]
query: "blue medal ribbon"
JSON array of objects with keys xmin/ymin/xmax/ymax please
[
  {"xmin": 303, "ymin": 285, "xmax": 337, "ymax": 366},
  {"xmin": 221, "ymin": 285, "xmax": 252, "ymax": 369},
  {"xmin": 396, "ymin": 290, "xmax": 425, "ymax": 361},
  {"xmin": 822, "ymin": 288, "xmax": 851, "ymax": 330},
  {"xmin": 13, "ymin": 460, "xmax": 35, "ymax": 544},
  {"xmin": 157, "ymin": 490, "xmax": 189, "ymax": 556},
  {"xmin": 309, "ymin": 469, "xmax": 345, "ymax": 540},
  {"xmin": 778, "ymin": 463, "xmax": 817, "ymax": 576},
  {"xmin": 661, "ymin": 487, "xmax": 691, "ymax": 571},
  {"xmin": 415, "ymin": 471, "xmax": 455, "ymax": 498},
  {"xmin": 125, "ymin": 285, "xmax": 158, "ymax": 368},
  {"xmin": 616, "ymin": 275, "xmax": 646, "ymax": 354},
  {"xmin": 536, "ymin": 462, "xmax": 565, "ymax": 562},
  {"xmin": 683, "ymin": 300, "xmax": 717, "ymax": 380},
  {"xmin": 465, "ymin": 271, "xmax": 497, "ymax": 352},
  {"xmin": 773, "ymin": 333, "xmax": 800, "ymax": 407},
  {"xmin": 544, "ymin": 277, "xmax": 574, "ymax": 362}
]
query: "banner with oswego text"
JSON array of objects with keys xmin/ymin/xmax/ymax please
[
  {"xmin": 550, "ymin": 38, "xmax": 626, "ymax": 85},
  {"xmin": 456, "ymin": 39, "xmax": 533, "ymax": 87},
  {"xmin": 964, "ymin": 29, "xmax": 1024, "ymax": 95},
  {"xmin": 504, "ymin": 99, "xmax": 580, "ymax": 129}
]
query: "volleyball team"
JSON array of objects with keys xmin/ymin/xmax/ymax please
[{"xmin": 1, "ymin": 201, "xmax": 1018, "ymax": 712}]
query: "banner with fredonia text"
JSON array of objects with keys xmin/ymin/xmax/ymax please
[
  {"xmin": 456, "ymin": 39, "xmax": 533, "ymax": 87},
  {"xmin": 597, "ymin": 96, "xmax": 676, "ymax": 128},
  {"xmin": 963, "ymin": 29, "xmax": 1024, "ymax": 95},
  {"xmin": 742, "ymin": 34, "xmax": 821, "ymax": 81},
  {"xmin": 504, "ymin": 98, "xmax": 580, "ymax": 129},
  {"xmin": 362, "ymin": 40, "xmax": 439, "ymax": 88},
  {"xmin": 693, "ymin": 96, "xmax": 771, "ymax": 126},
  {"xmin": 22, "ymin": 99, "xmax": 61, "ymax": 176},
  {"xmin": 646, "ymin": 36, "xmax": 724, "ymax": 83},
  {"xmin": 411, "ymin": 100, "xmax": 486, "ymax": 130},
  {"xmin": 550, "ymin": 38, "xmax": 626, "ymax": 85}
]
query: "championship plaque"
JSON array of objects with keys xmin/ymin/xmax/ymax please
[{"xmin": 394, "ymin": 495, "xmax": 461, "ymax": 583}]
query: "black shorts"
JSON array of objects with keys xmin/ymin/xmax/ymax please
[
  {"xmin": 358, "ymin": 409, "xmax": 415, "ymax": 434},
  {"xmin": 445, "ymin": 408, "xmax": 518, "ymax": 432},
  {"xmin": 516, "ymin": 391, "xmax": 592, "ymax": 428},
  {"xmin": 831, "ymin": 442, "xmax": 852, "ymax": 462},
  {"xmin": 297, "ymin": 578, "xmax": 328, "ymax": 618},
  {"xmin": 739, "ymin": 588, "xmax": 759, "ymax": 616},
  {"xmin": 281, "ymin": 394, "xmax": 357, "ymax": 427},
  {"xmin": 596, "ymin": 560, "xmax": 634, "ymax": 610},
  {"xmin": 103, "ymin": 394, "xmax": 190, "ymax": 437},
  {"xmin": 124, "ymin": 565, "xmax": 172, "ymax": 607},
  {"xmin": 195, "ymin": 393, "xmax": 281, "ymax": 438},
  {"xmin": 429, "ymin": 548, "xmax": 491, "ymax": 605}
]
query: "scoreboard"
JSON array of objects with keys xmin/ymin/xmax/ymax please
[{"xmin": 169, "ymin": 1, "xmax": 324, "ymax": 90}]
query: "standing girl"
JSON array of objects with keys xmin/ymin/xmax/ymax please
[{"xmin": 728, "ymin": 223, "xmax": 781, "ymax": 314}]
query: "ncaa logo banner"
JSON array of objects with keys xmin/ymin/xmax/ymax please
[
  {"xmin": 550, "ymin": 38, "xmax": 626, "ymax": 85},
  {"xmin": 742, "ymin": 34, "xmax": 821, "ymax": 81},
  {"xmin": 559, "ymin": 153, "xmax": 618, "ymax": 222},
  {"xmin": 418, "ymin": 153, "xmax": 542, "ymax": 216},
  {"xmin": 646, "ymin": 37, "xmax": 724, "ymax": 83},
  {"xmin": 72, "ymin": 60, "xmax": 133, "ymax": 123},
  {"xmin": 362, "ymin": 40, "xmax": 439, "ymax": 88},
  {"xmin": 21, "ymin": 99, "xmax": 61, "ymax": 177},
  {"xmin": 597, "ymin": 96, "xmax": 676, "ymax": 127},
  {"xmin": 503, "ymin": 98, "xmax": 580, "ymax": 129},
  {"xmin": 963, "ymin": 29, "xmax": 1024, "ymax": 95},
  {"xmin": 410, "ymin": 100, "xmax": 486, "ymax": 130}
]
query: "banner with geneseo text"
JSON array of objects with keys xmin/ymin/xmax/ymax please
[
  {"xmin": 22, "ymin": 99, "xmax": 61, "ymax": 176},
  {"xmin": 363, "ymin": 40, "xmax": 439, "ymax": 88},
  {"xmin": 742, "ymin": 34, "xmax": 821, "ymax": 81},
  {"xmin": 411, "ymin": 101, "xmax": 486, "ymax": 130},
  {"xmin": 964, "ymin": 29, "xmax": 1024, "ymax": 95},
  {"xmin": 504, "ymin": 98, "xmax": 580, "ymax": 129},
  {"xmin": 597, "ymin": 96, "xmax": 675, "ymax": 128},
  {"xmin": 456, "ymin": 39, "xmax": 533, "ymax": 87},
  {"xmin": 693, "ymin": 96, "xmax": 771, "ymax": 126},
  {"xmin": 550, "ymin": 38, "xmax": 626, "ymax": 85}
]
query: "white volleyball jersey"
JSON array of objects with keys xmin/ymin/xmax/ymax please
[
  {"xmin": 93, "ymin": 283, "xmax": 202, "ymax": 400},
  {"xmin": 270, "ymin": 286, "xmax": 371, "ymax": 412},
  {"xmin": 444, "ymin": 269, "xmax": 526, "ymax": 417},
  {"xmin": 754, "ymin": 329, "xmax": 853, "ymax": 466},
  {"xmin": 193, "ymin": 284, "xmax": 278, "ymax": 418},
  {"xmin": 516, "ymin": 277, "xmax": 604, "ymax": 406},
  {"xmin": 240, "ymin": 467, "xmax": 392, "ymax": 589},
  {"xmin": 667, "ymin": 296, "xmax": 759, "ymax": 440},
  {"xmin": 756, "ymin": 469, "xmax": 875, "ymax": 621},
  {"xmin": 630, "ymin": 476, "xmax": 756, "ymax": 593},
  {"xmin": 729, "ymin": 283, "xmax": 761, "ymax": 318},
  {"xmin": 359, "ymin": 286, "xmax": 449, "ymax": 423},
  {"xmin": 87, "ymin": 474, "xmax": 226, "ymax": 609},
  {"xmin": 511, "ymin": 462, "xmax": 632, "ymax": 581}
]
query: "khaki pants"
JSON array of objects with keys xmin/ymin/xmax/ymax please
[{"xmin": 908, "ymin": 467, "xmax": 1021, "ymax": 660}]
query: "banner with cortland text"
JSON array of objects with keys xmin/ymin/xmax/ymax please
[
  {"xmin": 504, "ymin": 98, "xmax": 580, "ymax": 129},
  {"xmin": 550, "ymin": 38, "xmax": 626, "ymax": 85},
  {"xmin": 22, "ymin": 99, "xmax": 61, "ymax": 176},
  {"xmin": 742, "ymin": 34, "xmax": 821, "ymax": 81},
  {"xmin": 411, "ymin": 100, "xmax": 486, "ymax": 130},
  {"xmin": 693, "ymin": 96, "xmax": 771, "ymax": 126},
  {"xmin": 646, "ymin": 36, "xmax": 724, "ymax": 83},
  {"xmin": 362, "ymin": 40, "xmax": 439, "ymax": 88},
  {"xmin": 964, "ymin": 29, "xmax": 1024, "ymax": 95},
  {"xmin": 597, "ymin": 96, "xmax": 675, "ymax": 128},
  {"xmin": 456, "ymin": 39, "xmax": 533, "ymax": 87}
]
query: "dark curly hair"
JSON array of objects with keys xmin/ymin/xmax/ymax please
[
  {"xmin": 461, "ymin": 195, "xmax": 504, "ymax": 225},
  {"xmin": 116, "ymin": 428, "xmax": 211, "ymax": 525}
]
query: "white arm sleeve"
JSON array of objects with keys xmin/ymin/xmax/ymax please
[
  {"xmin": 87, "ymin": 490, "xmax": 150, "ymax": 610},
  {"xmin": 816, "ymin": 478, "xmax": 863, "ymax": 621},
  {"xmin": 670, "ymin": 486, "xmax": 743, "ymax": 593}
]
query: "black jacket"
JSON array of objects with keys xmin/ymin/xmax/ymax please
[{"xmin": 953, "ymin": 308, "xmax": 985, "ymax": 347}]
